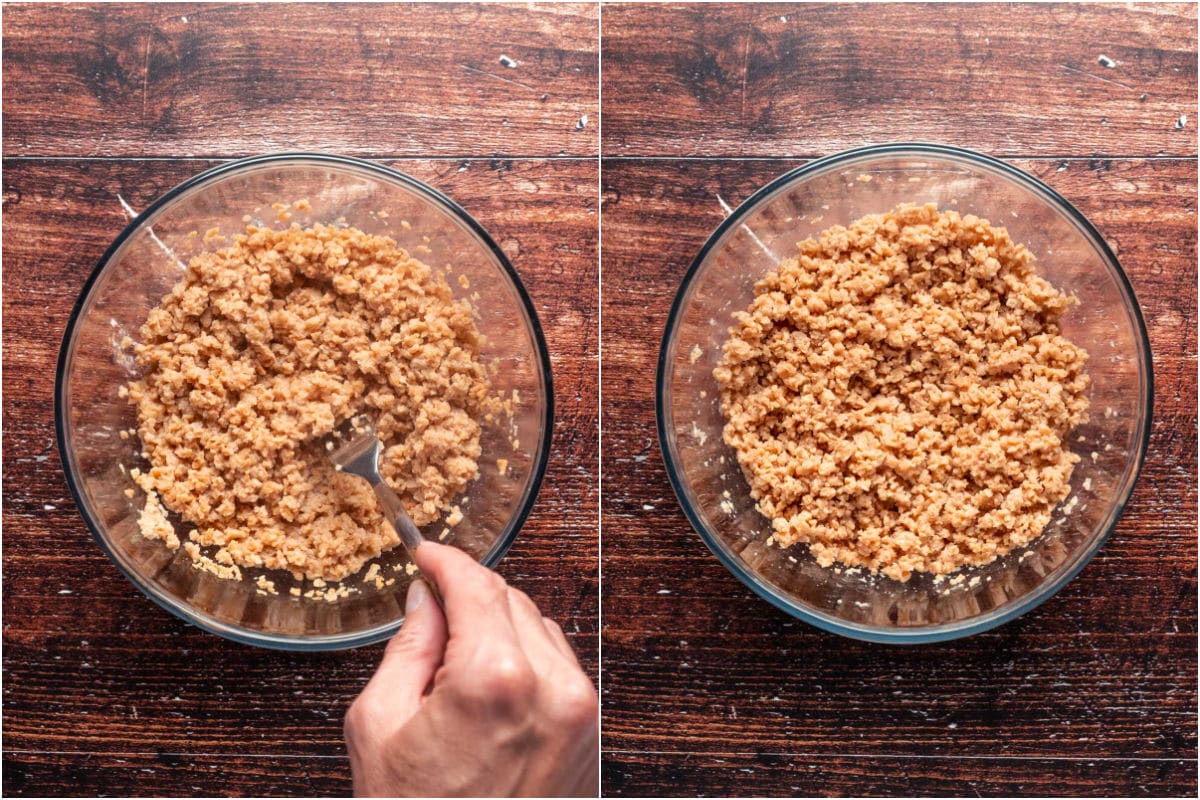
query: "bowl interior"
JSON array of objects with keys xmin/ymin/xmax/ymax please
[
  {"xmin": 661, "ymin": 148, "xmax": 1151, "ymax": 640},
  {"xmin": 58, "ymin": 157, "xmax": 550, "ymax": 648}
]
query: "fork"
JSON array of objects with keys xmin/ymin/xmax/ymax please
[{"xmin": 329, "ymin": 422, "xmax": 444, "ymax": 606}]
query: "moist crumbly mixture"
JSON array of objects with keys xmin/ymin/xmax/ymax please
[
  {"xmin": 713, "ymin": 204, "xmax": 1089, "ymax": 581},
  {"xmin": 127, "ymin": 221, "xmax": 491, "ymax": 582}
]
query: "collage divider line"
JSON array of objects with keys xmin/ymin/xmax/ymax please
[{"xmin": 595, "ymin": 1, "xmax": 604, "ymax": 782}]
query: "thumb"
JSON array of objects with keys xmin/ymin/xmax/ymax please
[{"xmin": 361, "ymin": 579, "xmax": 449, "ymax": 718}]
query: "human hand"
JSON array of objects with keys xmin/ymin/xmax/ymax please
[{"xmin": 344, "ymin": 542, "xmax": 599, "ymax": 797}]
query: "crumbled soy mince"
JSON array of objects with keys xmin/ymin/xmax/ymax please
[
  {"xmin": 714, "ymin": 204, "xmax": 1089, "ymax": 581},
  {"xmin": 137, "ymin": 489, "xmax": 179, "ymax": 550},
  {"xmin": 127, "ymin": 222, "xmax": 493, "ymax": 581}
]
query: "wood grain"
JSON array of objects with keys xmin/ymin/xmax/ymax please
[
  {"xmin": 601, "ymin": 3, "xmax": 1198, "ymax": 158},
  {"xmin": 3, "ymin": 3, "xmax": 599, "ymax": 158},
  {"xmin": 4, "ymin": 751, "xmax": 352, "ymax": 797},
  {"xmin": 603, "ymin": 751, "xmax": 1196, "ymax": 798},
  {"xmin": 599, "ymin": 156, "xmax": 1197, "ymax": 795},
  {"xmin": 4, "ymin": 7, "xmax": 598, "ymax": 793},
  {"xmin": 2, "ymin": 155, "xmax": 597, "ymax": 792},
  {"xmin": 601, "ymin": 5, "xmax": 1196, "ymax": 792}
]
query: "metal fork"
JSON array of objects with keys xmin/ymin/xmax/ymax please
[{"xmin": 329, "ymin": 422, "xmax": 444, "ymax": 606}]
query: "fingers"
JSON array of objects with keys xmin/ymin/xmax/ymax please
[
  {"xmin": 413, "ymin": 542, "xmax": 518, "ymax": 640},
  {"xmin": 506, "ymin": 586, "xmax": 570, "ymax": 669},
  {"xmin": 361, "ymin": 579, "xmax": 449, "ymax": 716},
  {"xmin": 414, "ymin": 542, "xmax": 578, "ymax": 671},
  {"xmin": 542, "ymin": 617, "xmax": 581, "ymax": 666}
]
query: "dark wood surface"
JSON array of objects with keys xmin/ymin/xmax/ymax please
[
  {"xmin": 3, "ymin": 3, "xmax": 599, "ymax": 158},
  {"xmin": 6, "ymin": 2, "xmax": 1199, "ymax": 798},
  {"xmin": 602, "ymin": 3, "xmax": 1196, "ymax": 158},
  {"xmin": 600, "ymin": 4, "xmax": 1198, "ymax": 798},
  {"xmin": 2, "ymin": 4, "xmax": 598, "ymax": 797}
]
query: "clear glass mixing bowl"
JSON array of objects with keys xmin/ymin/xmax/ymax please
[
  {"xmin": 657, "ymin": 144, "xmax": 1153, "ymax": 643},
  {"xmin": 56, "ymin": 154, "xmax": 553, "ymax": 650}
]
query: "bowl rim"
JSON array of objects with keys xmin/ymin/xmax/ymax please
[
  {"xmin": 655, "ymin": 141, "xmax": 1155, "ymax": 644},
  {"xmin": 54, "ymin": 152, "xmax": 555, "ymax": 651}
]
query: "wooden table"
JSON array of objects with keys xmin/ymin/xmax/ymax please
[
  {"xmin": 600, "ymin": 3, "xmax": 1197, "ymax": 797},
  {"xmin": 2, "ymin": 4, "xmax": 598, "ymax": 796}
]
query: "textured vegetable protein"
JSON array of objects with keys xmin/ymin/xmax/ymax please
[
  {"xmin": 127, "ymin": 221, "xmax": 492, "ymax": 582},
  {"xmin": 714, "ymin": 204, "xmax": 1089, "ymax": 581}
]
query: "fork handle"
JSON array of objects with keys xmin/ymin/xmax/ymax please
[{"xmin": 371, "ymin": 480, "xmax": 445, "ymax": 609}]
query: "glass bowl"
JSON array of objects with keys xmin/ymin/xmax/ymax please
[
  {"xmin": 657, "ymin": 143, "xmax": 1153, "ymax": 643},
  {"xmin": 56, "ymin": 154, "xmax": 553, "ymax": 650}
]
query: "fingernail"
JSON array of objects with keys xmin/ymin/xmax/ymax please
[{"xmin": 406, "ymin": 579, "xmax": 429, "ymax": 614}]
